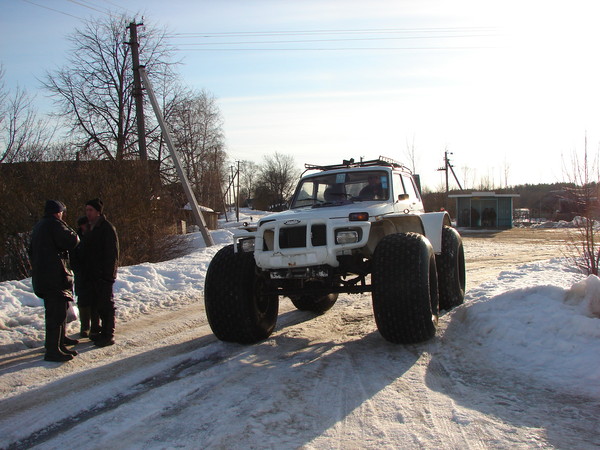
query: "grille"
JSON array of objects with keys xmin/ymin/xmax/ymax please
[
  {"xmin": 279, "ymin": 226, "xmax": 306, "ymax": 249},
  {"xmin": 311, "ymin": 224, "xmax": 326, "ymax": 246},
  {"xmin": 277, "ymin": 224, "xmax": 327, "ymax": 249}
]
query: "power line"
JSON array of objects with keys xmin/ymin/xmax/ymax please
[
  {"xmin": 174, "ymin": 34, "xmax": 496, "ymax": 47},
  {"xmin": 166, "ymin": 26, "xmax": 499, "ymax": 53},
  {"xmin": 64, "ymin": 0, "xmax": 111, "ymax": 15},
  {"xmin": 168, "ymin": 27, "xmax": 499, "ymax": 39},
  {"xmin": 20, "ymin": 0, "xmax": 84, "ymax": 19},
  {"xmin": 97, "ymin": 0, "xmax": 137, "ymax": 15},
  {"xmin": 22, "ymin": 0, "xmax": 132, "ymax": 19},
  {"xmin": 174, "ymin": 46, "xmax": 495, "ymax": 52}
]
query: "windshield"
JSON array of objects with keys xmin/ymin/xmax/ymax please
[{"xmin": 290, "ymin": 170, "xmax": 389, "ymax": 208}]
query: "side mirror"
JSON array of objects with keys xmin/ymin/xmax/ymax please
[{"xmin": 397, "ymin": 193, "xmax": 409, "ymax": 202}]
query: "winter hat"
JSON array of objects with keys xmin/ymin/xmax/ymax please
[
  {"xmin": 44, "ymin": 200, "xmax": 66, "ymax": 215},
  {"xmin": 86, "ymin": 198, "xmax": 104, "ymax": 213},
  {"xmin": 77, "ymin": 216, "xmax": 88, "ymax": 227}
]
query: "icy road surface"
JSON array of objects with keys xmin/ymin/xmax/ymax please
[{"xmin": 0, "ymin": 228, "xmax": 599, "ymax": 449}]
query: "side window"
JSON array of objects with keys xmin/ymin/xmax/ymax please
[
  {"xmin": 402, "ymin": 175, "xmax": 420, "ymax": 201},
  {"xmin": 393, "ymin": 174, "xmax": 406, "ymax": 201}
]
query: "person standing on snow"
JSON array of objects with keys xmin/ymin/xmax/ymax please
[
  {"xmin": 30, "ymin": 200, "xmax": 80, "ymax": 362},
  {"xmin": 81, "ymin": 198, "xmax": 119, "ymax": 347},
  {"xmin": 71, "ymin": 215, "xmax": 101, "ymax": 338}
]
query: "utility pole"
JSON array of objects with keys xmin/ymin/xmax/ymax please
[
  {"xmin": 437, "ymin": 149, "xmax": 463, "ymax": 194},
  {"xmin": 236, "ymin": 160, "xmax": 241, "ymax": 222},
  {"xmin": 138, "ymin": 66, "xmax": 215, "ymax": 247},
  {"xmin": 127, "ymin": 22, "xmax": 148, "ymax": 161}
]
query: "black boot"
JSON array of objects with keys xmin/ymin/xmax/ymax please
[
  {"xmin": 63, "ymin": 336, "xmax": 79, "ymax": 346},
  {"xmin": 44, "ymin": 352, "xmax": 73, "ymax": 362},
  {"xmin": 61, "ymin": 320, "xmax": 79, "ymax": 346},
  {"xmin": 45, "ymin": 325, "xmax": 73, "ymax": 362},
  {"xmin": 79, "ymin": 305, "xmax": 91, "ymax": 337},
  {"xmin": 60, "ymin": 345, "xmax": 78, "ymax": 356},
  {"xmin": 60, "ymin": 326, "xmax": 78, "ymax": 356},
  {"xmin": 89, "ymin": 308, "xmax": 102, "ymax": 341},
  {"xmin": 94, "ymin": 313, "xmax": 115, "ymax": 347}
]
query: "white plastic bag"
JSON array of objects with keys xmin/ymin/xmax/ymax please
[{"xmin": 66, "ymin": 300, "xmax": 79, "ymax": 323}]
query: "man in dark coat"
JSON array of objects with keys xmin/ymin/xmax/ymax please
[
  {"xmin": 81, "ymin": 198, "xmax": 119, "ymax": 347},
  {"xmin": 30, "ymin": 200, "xmax": 80, "ymax": 362},
  {"xmin": 71, "ymin": 216, "xmax": 100, "ymax": 338}
]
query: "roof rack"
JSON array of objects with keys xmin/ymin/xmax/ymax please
[{"xmin": 304, "ymin": 156, "xmax": 411, "ymax": 173}]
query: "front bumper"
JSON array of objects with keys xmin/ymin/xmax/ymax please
[{"xmin": 233, "ymin": 217, "xmax": 371, "ymax": 269}]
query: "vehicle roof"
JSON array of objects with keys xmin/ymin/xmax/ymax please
[
  {"xmin": 301, "ymin": 165, "xmax": 395, "ymax": 180},
  {"xmin": 301, "ymin": 156, "xmax": 412, "ymax": 179}
]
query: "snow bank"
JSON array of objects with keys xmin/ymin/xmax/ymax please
[
  {"xmin": 566, "ymin": 274, "xmax": 600, "ymax": 318},
  {"xmin": 443, "ymin": 259, "xmax": 600, "ymax": 399},
  {"xmin": 531, "ymin": 216, "xmax": 600, "ymax": 229}
]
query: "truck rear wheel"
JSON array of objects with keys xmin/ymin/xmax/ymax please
[
  {"xmin": 436, "ymin": 226, "xmax": 466, "ymax": 311},
  {"xmin": 372, "ymin": 233, "xmax": 439, "ymax": 344},
  {"xmin": 204, "ymin": 245, "xmax": 279, "ymax": 344}
]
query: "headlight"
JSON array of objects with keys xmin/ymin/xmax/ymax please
[
  {"xmin": 239, "ymin": 238, "xmax": 255, "ymax": 252},
  {"xmin": 336, "ymin": 230, "xmax": 359, "ymax": 244}
]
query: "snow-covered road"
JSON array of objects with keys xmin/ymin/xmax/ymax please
[{"xmin": 1, "ymin": 226, "xmax": 599, "ymax": 449}]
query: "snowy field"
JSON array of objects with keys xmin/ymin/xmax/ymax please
[{"xmin": 0, "ymin": 210, "xmax": 599, "ymax": 448}]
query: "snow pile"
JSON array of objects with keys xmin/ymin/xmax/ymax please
[
  {"xmin": 532, "ymin": 216, "xmax": 600, "ymax": 229},
  {"xmin": 566, "ymin": 274, "xmax": 600, "ymax": 318},
  {"xmin": 443, "ymin": 259, "xmax": 600, "ymax": 398}
]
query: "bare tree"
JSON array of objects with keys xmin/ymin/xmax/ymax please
[
  {"xmin": 240, "ymin": 160, "xmax": 260, "ymax": 202},
  {"xmin": 502, "ymin": 157, "xmax": 511, "ymax": 188},
  {"xmin": 404, "ymin": 134, "xmax": 418, "ymax": 173},
  {"xmin": 562, "ymin": 135, "xmax": 600, "ymax": 275},
  {"xmin": 169, "ymin": 89, "xmax": 226, "ymax": 209},
  {"xmin": 0, "ymin": 67, "xmax": 55, "ymax": 162},
  {"xmin": 255, "ymin": 152, "xmax": 300, "ymax": 209},
  {"xmin": 460, "ymin": 166, "xmax": 474, "ymax": 190},
  {"xmin": 42, "ymin": 14, "xmax": 176, "ymax": 161},
  {"xmin": 476, "ymin": 169, "xmax": 496, "ymax": 191}
]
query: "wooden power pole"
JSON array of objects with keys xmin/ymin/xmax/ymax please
[
  {"xmin": 438, "ymin": 149, "xmax": 463, "ymax": 193},
  {"xmin": 127, "ymin": 22, "xmax": 148, "ymax": 161},
  {"xmin": 138, "ymin": 66, "xmax": 215, "ymax": 247}
]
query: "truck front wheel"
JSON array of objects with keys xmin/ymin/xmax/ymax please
[
  {"xmin": 204, "ymin": 245, "xmax": 279, "ymax": 344},
  {"xmin": 372, "ymin": 232, "xmax": 439, "ymax": 344}
]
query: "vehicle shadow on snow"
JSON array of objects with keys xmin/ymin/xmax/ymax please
[
  {"xmin": 187, "ymin": 327, "xmax": 424, "ymax": 447},
  {"xmin": 1, "ymin": 309, "xmax": 422, "ymax": 448},
  {"xmin": 424, "ymin": 315, "xmax": 600, "ymax": 449}
]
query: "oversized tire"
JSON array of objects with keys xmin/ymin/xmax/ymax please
[
  {"xmin": 371, "ymin": 232, "xmax": 439, "ymax": 344},
  {"xmin": 289, "ymin": 280, "xmax": 338, "ymax": 314},
  {"xmin": 436, "ymin": 226, "xmax": 466, "ymax": 311},
  {"xmin": 204, "ymin": 245, "xmax": 279, "ymax": 344}
]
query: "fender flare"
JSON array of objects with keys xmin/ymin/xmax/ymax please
[{"xmin": 420, "ymin": 211, "xmax": 452, "ymax": 253}]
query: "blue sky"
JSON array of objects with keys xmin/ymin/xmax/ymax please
[{"xmin": 2, "ymin": 0, "xmax": 600, "ymax": 189}]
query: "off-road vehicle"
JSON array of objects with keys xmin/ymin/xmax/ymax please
[{"xmin": 204, "ymin": 157, "xmax": 465, "ymax": 344}]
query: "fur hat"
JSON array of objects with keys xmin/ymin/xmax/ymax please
[
  {"xmin": 85, "ymin": 198, "xmax": 103, "ymax": 213},
  {"xmin": 44, "ymin": 200, "xmax": 66, "ymax": 215}
]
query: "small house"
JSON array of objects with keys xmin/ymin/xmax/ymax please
[{"xmin": 448, "ymin": 192, "xmax": 520, "ymax": 229}]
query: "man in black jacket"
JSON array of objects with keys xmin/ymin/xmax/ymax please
[
  {"xmin": 30, "ymin": 200, "xmax": 80, "ymax": 362},
  {"xmin": 82, "ymin": 198, "xmax": 119, "ymax": 347}
]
